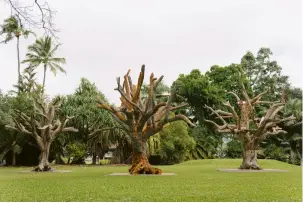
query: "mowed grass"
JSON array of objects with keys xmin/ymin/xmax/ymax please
[{"xmin": 0, "ymin": 159, "xmax": 301, "ymax": 202}]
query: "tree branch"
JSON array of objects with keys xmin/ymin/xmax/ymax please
[
  {"xmin": 115, "ymin": 77, "xmax": 143, "ymax": 114},
  {"xmin": 227, "ymin": 91, "xmax": 240, "ymax": 101}
]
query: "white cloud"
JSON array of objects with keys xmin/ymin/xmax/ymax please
[{"xmin": 0, "ymin": 0, "xmax": 302, "ymax": 105}]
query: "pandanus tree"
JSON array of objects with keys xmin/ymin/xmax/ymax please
[
  {"xmin": 204, "ymin": 82, "xmax": 296, "ymax": 170},
  {"xmin": 6, "ymin": 94, "xmax": 78, "ymax": 171},
  {"xmin": 96, "ymin": 65, "xmax": 195, "ymax": 174}
]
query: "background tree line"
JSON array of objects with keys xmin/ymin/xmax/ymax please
[{"xmin": 0, "ymin": 15, "xmax": 301, "ymax": 167}]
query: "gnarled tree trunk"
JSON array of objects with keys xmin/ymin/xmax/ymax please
[
  {"xmin": 239, "ymin": 137, "xmax": 261, "ymax": 170},
  {"xmin": 128, "ymin": 134, "xmax": 162, "ymax": 175},
  {"xmin": 240, "ymin": 149, "xmax": 261, "ymax": 170},
  {"xmin": 34, "ymin": 142, "xmax": 52, "ymax": 171}
]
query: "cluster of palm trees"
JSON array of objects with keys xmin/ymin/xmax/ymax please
[{"xmin": 1, "ymin": 15, "xmax": 66, "ymax": 91}]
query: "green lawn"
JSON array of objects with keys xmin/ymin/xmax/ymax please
[{"xmin": 0, "ymin": 159, "xmax": 301, "ymax": 202}]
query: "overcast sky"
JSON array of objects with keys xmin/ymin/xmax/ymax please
[{"xmin": 0, "ymin": 0, "xmax": 302, "ymax": 105}]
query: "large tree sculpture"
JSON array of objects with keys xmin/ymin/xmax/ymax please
[
  {"xmin": 6, "ymin": 95, "xmax": 78, "ymax": 171},
  {"xmin": 96, "ymin": 65, "xmax": 195, "ymax": 174},
  {"xmin": 204, "ymin": 82, "xmax": 296, "ymax": 170}
]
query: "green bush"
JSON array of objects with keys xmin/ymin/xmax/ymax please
[
  {"xmin": 157, "ymin": 121, "xmax": 196, "ymax": 164},
  {"xmin": 263, "ymin": 144, "xmax": 288, "ymax": 162},
  {"xmin": 225, "ymin": 140, "xmax": 242, "ymax": 158},
  {"xmin": 65, "ymin": 142, "xmax": 86, "ymax": 164}
]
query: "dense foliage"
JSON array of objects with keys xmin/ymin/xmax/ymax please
[{"xmin": 0, "ymin": 13, "xmax": 301, "ymax": 168}]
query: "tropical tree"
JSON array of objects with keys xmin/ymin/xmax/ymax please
[
  {"xmin": 188, "ymin": 126, "xmax": 221, "ymax": 159},
  {"xmin": 225, "ymin": 140, "xmax": 242, "ymax": 158},
  {"xmin": 6, "ymin": 93, "xmax": 78, "ymax": 171},
  {"xmin": 175, "ymin": 69, "xmax": 222, "ymax": 124},
  {"xmin": 240, "ymin": 47, "xmax": 290, "ymax": 102},
  {"xmin": 204, "ymin": 80, "xmax": 295, "ymax": 169},
  {"xmin": 175, "ymin": 69, "xmax": 224, "ymax": 157},
  {"xmin": 156, "ymin": 120, "xmax": 195, "ymax": 164},
  {"xmin": 0, "ymin": 15, "xmax": 34, "ymax": 84},
  {"xmin": 96, "ymin": 65, "xmax": 195, "ymax": 174},
  {"xmin": 59, "ymin": 78, "xmax": 116, "ymax": 164},
  {"xmin": 22, "ymin": 36, "xmax": 66, "ymax": 90}
]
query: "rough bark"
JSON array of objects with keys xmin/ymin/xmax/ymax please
[
  {"xmin": 128, "ymin": 135, "xmax": 162, "ymax": 175},
  {"xmin": 240, "ymin": 149, "xmax": 261, "ymax": 170},
  {"xmin": 34, "ymin": 142, "xmax": 52, "ymax": 171}
]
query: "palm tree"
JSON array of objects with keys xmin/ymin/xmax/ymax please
[
  {"xmin": 22, "ymin": 36, "xmax": 66, "ymax": 90},
  {"xmin": 0, "ymin": 16, "xmax": 34, "ymax": 84}
]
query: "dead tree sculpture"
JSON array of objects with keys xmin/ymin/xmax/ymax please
[
  {"xmin": 204, "ymin": 82, "xmax": 296, "ymax": 170},
  {"xmin": 6, "ymin": 95, "xmax": 78, "ymax": 171},
  {"xmin": 96, "ymin": 65, "xmax": 195, "ymax": 175}
]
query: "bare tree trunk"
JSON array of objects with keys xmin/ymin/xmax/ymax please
[
  {"xmin": 42, "ymin": 64, "xmax": 47, "ymax": 91},
  {"xmin": 16, "ymin": 36, "xmax": 21, "ymax": 85},
  {"xmin": 128, "ymin": 133, "xmax": 162, "ymax": 175},
  {"xmin": 55, "ymin": 152, "xmax": 65, "ymax": 165},
  {"xmin": 34, "ymin": 142, "xmax": 52, "ymax": 171},
  {"xmin": 12, "ymin": 153, "xmax": 16, "ymax": 166},
  {"xmin": 239, "ymin": 138, "xmax": 261, "ymax": 170},
  {"xmin": 92, "ymin": 153, "xmax": 97, "ymax": 165}
]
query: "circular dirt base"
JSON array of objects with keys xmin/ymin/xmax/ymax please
[
  {"xmin": 217, "ymin": 168, "xmax": 288, "ymax": 172},
  {"xmin": 19, "ymin": 170, "xmax": 72, "ymax": 173},
  {"xmin": 106, "ymin": 172, "xmax": 176, "ymax": 176}
]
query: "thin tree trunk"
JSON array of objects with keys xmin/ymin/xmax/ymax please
[
  {"xmin": 16, "ymin": 36, "xmax": 21, "ymax": 85},
  {"xmin": 42, "ymin": 64, "xmax": 47, "ymax": 91},
  {"xmin": 55, "ymin": 152, "xmax": 65, "ymax": 165},
  {"xmin": 92, "ymin": 153, "xmax": 97, "ymax": 165},
  {"xmin": 239, "ymin": 138, "xmax": 261, "ymax": 170},
  {"xmin": 12, "ymin": 153, "xmax": 16, "ymax": 166},
  {"xmin": 128, "ymin": 133, "xmax": 162, "ymax": 175}
]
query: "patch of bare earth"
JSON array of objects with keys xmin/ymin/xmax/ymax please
[
  {"xmin": 106, "ymin": 172, "xmax": 176, "ymax": 176},
  {"xmin": 217, "ymin": 168, "xmax": 288, "ymax": 172},
  {"xmin": 19, "ymin": 170, "xmax": 72, "ymax": 173}
]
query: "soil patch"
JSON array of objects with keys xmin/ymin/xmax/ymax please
[
  {"xmin": 106, "ymin": 172, "xmax": 176, "ymax": 176},
  {"xmin": 217, "ymin": 168, "xmax": 288, "ymax": 172},
  {"xmin": 19, "ymin": 170, "xmax": 72, "ymax": 173}
]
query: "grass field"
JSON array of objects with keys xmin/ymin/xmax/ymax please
[{"xmin": 0, "ymin": 159, "xmax": 301, "ymax": 202}]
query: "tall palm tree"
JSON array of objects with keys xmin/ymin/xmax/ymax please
[
  {"xmin": 22, "ymin": 36, "xmax": 66, "ymax": 90},
  {"xmin": 0, "ymin": 16, "xmax": 34, "ymax": 84}
]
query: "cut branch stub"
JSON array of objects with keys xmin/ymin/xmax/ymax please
[{"xmin": 97, "ymin": 64, "xmax": 195, "ymax": 139}]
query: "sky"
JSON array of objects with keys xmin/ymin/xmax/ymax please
[{"xmin": 0, "ymin": 0, "xmax": 302, "ymax": 105}]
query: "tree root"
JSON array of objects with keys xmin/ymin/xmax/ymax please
[
  {"xmin": 239, "ymin": 164, "xmax": 262, "ymax": 170},
  {"xmin": 128, "ymin": 155, "xmax": 162, "ymax": 175},
  {"xmin": 32, "ymin": 164, "xmax": 53, "ymax": 172},
  {"xmin": 129, "ymin": 163, "xmax": 162, "ymax": 175}
]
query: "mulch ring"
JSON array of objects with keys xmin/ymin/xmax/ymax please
[
  {"xmin": 19, "ymin": 170, "xmax": 72, "ymax": 173},
  {"xmin": 217, "ymin": 168, "xmax": 288, "ymax": 172},
  {"xmin": 106, "ymin": 172, "xmax": 176, "ymax": 176}
]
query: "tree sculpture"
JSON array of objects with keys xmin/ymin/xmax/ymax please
[
  {"xmin": 204, "ymin": 82, "xmax": 296, "ymax": 170},
  {"xmin": 6, "ymin": 95, "xmax": 78, "ymax": 171},
  {"xmin": 96, "ymin": 65, "xmax": 195, "ymax": 174}
]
